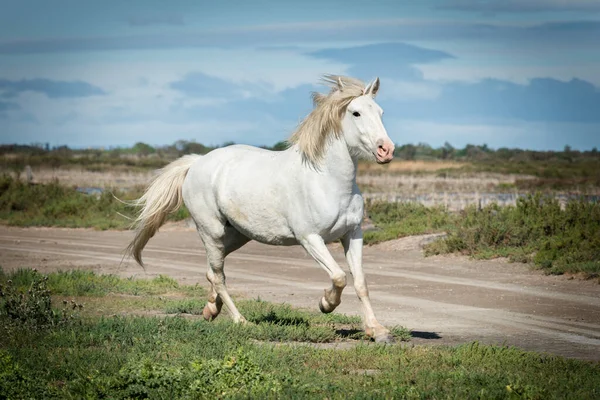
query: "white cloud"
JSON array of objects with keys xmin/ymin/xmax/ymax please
[
  {"xmin": 0, "ymin": 47, "xmax": 348, "ymax": 148},
  {"xmin": 379, "ymin": 80, "xmax": 442, "ymax": 101},
  {"xmin": 408, "ymin": 39, "xmax": 600, "ymax": 86},
  {"xmin": 0, "ymin": 48, "xmax": 345, "ymax": 94}
]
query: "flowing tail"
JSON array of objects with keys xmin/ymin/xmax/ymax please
[{"xmin": 126, "ymin": 154, "xmax": 201, "ymax": 267}]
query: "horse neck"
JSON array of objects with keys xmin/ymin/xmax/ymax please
[{"xmin": 317, "ymin": 135, "xmax": 358, "ymax": 185}]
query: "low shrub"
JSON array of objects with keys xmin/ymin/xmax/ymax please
[
  {"xmin": 0, "ymin": 269, "xmax": 82, "ymax": 330},
  {"xmin": 425, "ymin": 194, "xmax": 600, "ymax": 276}
]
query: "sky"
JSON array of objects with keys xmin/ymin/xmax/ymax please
[{"xmin": 1, "ymin": 0, "xmax": 600, "ymax": 151}]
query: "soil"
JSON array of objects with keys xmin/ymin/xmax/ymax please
[{"xmin": 1, "ymin": 224, "xmax": 598, "ymax": 361}]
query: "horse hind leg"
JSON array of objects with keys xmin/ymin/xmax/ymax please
[
  {"xmin": 201, "ymin": 223, "xmax": 250, "ymax": 323},
  {"xmin": 202, "ymin": 268, "xmax": 223, "ymax": 321}
]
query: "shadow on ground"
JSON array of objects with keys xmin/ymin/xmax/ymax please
[{"xmin": 411, "ymin": 331, "xmax": 442, "ymax": 340}]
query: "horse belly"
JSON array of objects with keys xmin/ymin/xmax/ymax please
[{"xmin": 223, "ymin": 203, "xmax": 297, "ymax": 246}]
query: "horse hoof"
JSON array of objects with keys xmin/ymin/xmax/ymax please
[
  {"xmin": 374, "ymin": 333, "xmax": 395, "ymax": 344},
  {"xmin": 319, "ymin": 297, "xmax": 334, "ymax": 314},
  {"xmin": 202, "ymin": 302, "xmax": 219, "ymax": 321}
]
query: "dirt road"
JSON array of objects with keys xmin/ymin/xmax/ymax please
[{"xmin": 1, "ymin": 225, "xmax": 599, "ymax": 361}]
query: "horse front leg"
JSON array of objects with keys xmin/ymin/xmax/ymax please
[
  {"xmin": 300, "ymin": 234, "xmax": 347, "ymax": 313},
  {"xmin": 342, "ymin": 227, "xmax": 394, "ymax": 343}
]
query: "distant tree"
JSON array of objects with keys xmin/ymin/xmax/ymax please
[
  {"xmin": 174, "ymin": 140, "xmax": 187, "ymax": 152},
  {"xmin": 271, "ymin": 140, "xmax": 290, "ymax": 151},
  {"xmin": 53, "ymin": 145, "xmax": 72, "ymax": 157},
  {"xmin": 562, "ymin": 145, "xmax": 574, "ymax": 163},
  {"xmin": 132, "ymin": 142, "xmax": 155, "ymax": 156},
  {"xmin": 185, "ymin": 142, "xmax": 211, "ymax": 155},
  {"xmin": 395, "ymin": 144, "xmax": 417, "ymax": 160},
  {"xmin": 441, "ymin": 141, "xmax": 455, "ymax": 160}
]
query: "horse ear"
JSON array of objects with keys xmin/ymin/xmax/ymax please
[
  {"xmin": 337, "ymin": 76, "xmax": 345, "ymax": 91},
  {"xmin": 363, "ymin": 82, "xmax": 371, "ymax": 95},
  {"xmin": 368, "ymin": 77, "xmax": 380, "ymax": 97}
]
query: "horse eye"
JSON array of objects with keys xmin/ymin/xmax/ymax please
[{"xmin": 352, "ymin": 111, "xmax": 360, "ymax": 117}]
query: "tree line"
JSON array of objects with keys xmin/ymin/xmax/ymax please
[{"xmin": 1, "ymin": 140, "xmax": 599, "ymax": 164}]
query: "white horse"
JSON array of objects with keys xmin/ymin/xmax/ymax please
[{"xmin": 127, "ymin": 75, "xmax": 396, "ymax": 342}]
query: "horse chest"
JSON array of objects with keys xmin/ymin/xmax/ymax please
[{"xmin": 320, "ymin": 193, "xmax": 363, "ymax": 241}]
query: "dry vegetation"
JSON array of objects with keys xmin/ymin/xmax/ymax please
[{"xmin": 357, "ymin": 159, "xmax": 467, "ymax": 173}]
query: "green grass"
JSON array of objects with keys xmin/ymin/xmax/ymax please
[
  {"xmin": 364, "ymin": 200, "xmax": 455, "ymax": 245},
  {"xmin": 1, "ymin": 268, "xmax": 599, "ymax": 399},
  {"xmin": 0, "ymin": 175, "xmax": 189, "ymax": 229},
  {"xmin": 425, "ymin": 194, "xmax": 600, "ymax": 277},
  {"xmin": 1, "ymin": 268, "xmax": 196, "ymax": 297}
]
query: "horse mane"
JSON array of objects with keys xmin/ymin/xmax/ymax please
[{"xmin": 288, "ymin": 75, "xmax": 367, "ymax": 165}]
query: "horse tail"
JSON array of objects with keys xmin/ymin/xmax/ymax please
[{"xmin": 126, "ymin": 154, "xmax": 201, "ymax": 267}]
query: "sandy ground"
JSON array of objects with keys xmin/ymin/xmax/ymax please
[{"xmin": 1, "ymin": 225, "xmax": 599, "ymax": 362}]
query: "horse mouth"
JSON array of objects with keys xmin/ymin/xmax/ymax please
[{"xmin": 374, "ymin": 153, "xmax": 392, "ymax": 164}]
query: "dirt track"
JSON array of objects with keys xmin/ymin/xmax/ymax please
[{"xmin": 1, "ymin": 225, "xmax": 599, "ymax": 361}]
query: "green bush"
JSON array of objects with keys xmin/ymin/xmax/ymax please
[
  {"xmin": 0, "ymin": 269, "xmax": 82, "ymax": 330},
  {"xmin": 425, "ymin": 194, "xmax": 600, "ymax": 276}
]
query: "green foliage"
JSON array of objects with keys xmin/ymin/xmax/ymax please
[
  {"xmin": 114, "ymin": 350, "xmax": 282, "ymax": 399},
  {"xmin": 364, "ymin": 200, "xmax": 454, "ymax": 244},
  {"xmin": 114, "ymin": 350, "xmax": 281, "ymax": 399},
  {"xmin": 0, "ymin": 269, "xmax": 82, "ymax": 330},
  {"xmin": 131, "ymin": 142, "xmax": 156, "ymax": 156},
  {"xmin": 389, "ymin": 325, "xmax": 412, "ymax": 342},
  {"xmin": 187, "ymin": 349, "xmax": 282, "ymax": 398},
  {"xmin": 425, "ymin": 194, "xmax": 600, "ymax": 276},
  {"xmin": 0, "ymin": 175, "xmax": 190, "ymax": 229},
  {"xmin": 0, "ymin": 268, "xmax": 192, "ymax": 297},
  {"xmin": 0, "ymin": 269, "xmax": 598, "ymax": 399},
  {"xmin": 265, "ymin": 140, "xmax": 291, "ymax": 151}
]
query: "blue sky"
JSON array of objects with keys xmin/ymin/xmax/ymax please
[{"xmin": 1, "ymin": 0, "xmax": 599, "ymax": 151}]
